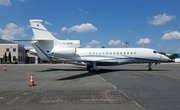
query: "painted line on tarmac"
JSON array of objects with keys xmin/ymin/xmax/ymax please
[
  {"xmin": 97, "ymin": 74, "xmax": 146, "ymax": 110},
  {"xmin": 6, "ymin": 97, "xmax": 19, "ymax": 105}
]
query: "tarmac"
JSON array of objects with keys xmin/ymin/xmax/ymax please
[{"xmin": 0, "ymin": 63, "xmax": 180, "ymax": 110}]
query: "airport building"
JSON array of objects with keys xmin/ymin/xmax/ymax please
[
  {"xmin": 175, "ymin": 56, "xmax": 180, "ymax": 63},
  {"xmin": 0, "ymin": 39, "xmax": 42, "ymax": 64}
]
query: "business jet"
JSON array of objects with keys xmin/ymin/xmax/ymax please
[{"xmin": 17, "ymin": 19, "xmax": 170, "ymax": 71}]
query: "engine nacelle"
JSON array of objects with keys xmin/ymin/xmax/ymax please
[{"xmin": 52, "ymin": 48, "xmax": 76, "ymax": 56}]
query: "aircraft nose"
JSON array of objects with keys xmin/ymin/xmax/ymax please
[{"xmin": 161, "ymin": 55, "xmax": 170, "ymax": 62}]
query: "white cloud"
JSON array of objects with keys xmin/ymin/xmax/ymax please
[
  {"xmin": 88, "ymin": 40, "xmax": 100, "ymax": 45},
  {"xmin": 0, "ymin": 23, "xmax": 25, "ymax": 40},
  {"xmin": 19, "ymin": 0, "xmax": 25, "ymax": 2},
  {"xmin": 50, "ymin": 32, "xmax": 57, "ymax": 36},
  {"xmin": 96, "ymin": 46, "xmax": 103, "ymax": 48},
  {"xmin": 108, "ymin": 40, "xmax": 121, "ymax": 45},
  {"xmin": 0, "ymin": 0, "xmax": 11, "ymax": 6},
  {"xmin": 78, "ymin": 7, "xmax": 88, "ymax": 14},
  {"xmin": 45, "ymin": 21, "xmax": 52, "ymax": 25},
  {"xmin": 148, "ymin": 13, "xmax": 176, "ymax": 25},
  {"xmin": 161, "ymin": 31, "xmax": 180, "ymax": 40},
  {"xmin": 164, "ymin": 30, "xmax": 172, "ymax": 33},
  {"xmin": 136, "ymin": 38, "xmax": 151, "ymax": 44},
  {"xmin": 78, "ymin": 7, "xmax": 83, "ymax": 11},
  {"xmin": 158, "ymin": 44, "xmax": 162, "ymax": 47},
  {"xmin": 27, "ymin": 24, "xmax": 31, "ymax": 28},
  {"xmin": 61, "ymin": 23, "xmax": 97, "ymax": 33},
  {"xmin": 85, "ymin": 45, "xmax": 92, "ymax": 48},
  {"xmin": 85, "ymin": 45, "xmax": 104, "ymax": 48},
  {"xmin": 128, "ymin": 30, "xmax": 137, "ymax": 36},
  {"xmin": 61, "ymin": 27, "xmax": 67, "ymax": 32}
]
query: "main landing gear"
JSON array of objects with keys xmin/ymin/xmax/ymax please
[
  {"xmin": 148, "ymin": 63, "xmax": 152, "ymax": 71},
  {"xmin": 86, "ymin": 62, "xmax": 99, "ymax": 71},
  {"xmin": 87, "ymin": 65, "xmax": 93, "ymax": 71}
]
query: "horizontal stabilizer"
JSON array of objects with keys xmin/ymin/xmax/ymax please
[{"xmin": 14, "ymin": 39, "xmax": 53, "ymax": 42}]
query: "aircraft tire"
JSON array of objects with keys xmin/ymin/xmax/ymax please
[{"xmin": 87, "ymin": 66, "xmax": 93, "ymax": 71}]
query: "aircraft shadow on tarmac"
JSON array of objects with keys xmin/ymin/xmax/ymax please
[
  {"xmin": 57, "ymin": 68, "xmax": 169, "ymax": 81},
  {"xmin": 37, "ymin": 66, "xmax": 170, "ymax": 72},
  {"xmin": 36, "ymin": 67, "xmax": 170, "ymax": 81},
  {"xmin": 55, "ymin": 69, "xmax": 118, "ymax": 81}
]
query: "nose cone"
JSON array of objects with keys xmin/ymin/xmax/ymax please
[{"xmin": 161, "ymin": 55, "xmax": 170, "ymax": 62}]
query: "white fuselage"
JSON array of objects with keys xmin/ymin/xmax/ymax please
[
  {"xmin": 28, "ymin": 19, "xmax": 170, "ymax": 70},
  {"xmin": 47, "ymin": 47, "xmax": 169, "ymax": 66}
]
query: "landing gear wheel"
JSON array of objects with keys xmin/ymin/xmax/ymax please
[
  {"xmin": 148, "ymin": 68, "xmax": 152, "ymax": 71},
  {"xmin": 87, "ymin": 66, "xmax": 93, "ymax": 71}
]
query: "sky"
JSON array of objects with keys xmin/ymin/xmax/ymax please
[{"xmin": 0, "ymin": 0, "xmax": 180, "ymax": 53}]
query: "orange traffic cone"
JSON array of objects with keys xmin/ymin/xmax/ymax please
[
  {"xmin": 29, "ymin": 74, "xmax": 35, "ymax": 86},
  {"xmin": 3, "ymin": 67, "xmax": 6, "ymax": 71}
]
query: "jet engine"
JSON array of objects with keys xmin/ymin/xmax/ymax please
[{"xmin": 51, "ymin": 48, "xmax": 76, "ymax": 56}]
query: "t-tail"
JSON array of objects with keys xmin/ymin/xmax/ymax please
[
  {"xmin": 29, "ymin": 19, "xmax": 81, "ymax": 61},
  {"xmin": 30, "ymin": 19, "xmax": 57, "ymax": 40}
]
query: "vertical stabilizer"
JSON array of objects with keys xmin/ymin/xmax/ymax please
[{"xmin": 30, "ymin": 19, "xmax": 57, "ymax": 40}]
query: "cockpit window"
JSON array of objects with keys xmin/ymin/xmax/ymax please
[{"xmin": 153, "ymin": 51, "xmax": 157, "ymax": 54}]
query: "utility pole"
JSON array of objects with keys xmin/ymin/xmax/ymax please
[{"xmin": 124, "ymin": 41, "xmax": 130, "ymax": 48}]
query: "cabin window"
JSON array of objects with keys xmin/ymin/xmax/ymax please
[
  {"xmin": 106, "ymin": 52, "xmax": 108, "ymax": 55},
  {"xmin": 113, "ymin": 52, "xmax": 115, "ymax": 55},
  {"xmin": 92, "ymin": 52, "xmax": 94, "ymax": 55},
  {"xmin": 96, "ymin": 52, "xmax": 98, "ymax": 55},
  {"xmin": 103, "ymin": 52, "xmax": 105, "ymax": 55},
  {"xmin": 134, "ymin": 52, "xmax": 136, "ymax": 54},
  {"xmin": 110, "ymin": 52, "xmax": 112, "ymax": 55},
  {"xmin": 127, "ymin": 52, "xmax": 129, "ymax": 55},
  {"xmin": 89, "ymin": 52, "xmax": 91, "ymax": 55},
  {"xmin": 120, "ymin": 52, "xmax": 122, "ymax": 55},
  {"xmin": 117, "ymin": 52, "xmax": 119, "ymax": 55},
  {"xmin": 99, "ymin": 52, "xmax": 101, "ymax": 55},
  {"xmin": 131, "ymin": 52, "xmax": 133, "ymax": 54},
  {"xmin": 124, "ymin": 52, "xmax": 126, "ymax": 54},
  {"xmin": 153, "ymin": 51, "xmax": 157, "ymax": 54}
]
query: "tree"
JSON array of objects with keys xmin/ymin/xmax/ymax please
[
  {"xmin": 168, "ymin": 53, "xmax": 179, "ymax": 60},
  {"xmin": 158, "ymin": 52, "xmax": 166, "ymax": 56},
  {"xmin": 101, "ymin": 46, "xmax": 105, "ymax": 48},
  {"xmin": 8, "ymin": 52, "xmax": 12, "ymax": 63},
  {"xmin": 4, "ymin": 52, "xmax": 7, "ymax": 63}
]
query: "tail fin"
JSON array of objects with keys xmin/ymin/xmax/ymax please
[{"xmin": 30, "ymin": 19, "xmax": 57, "ymax": 40}]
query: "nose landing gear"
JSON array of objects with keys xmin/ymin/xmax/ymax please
[{"xmin": 148, "ymin": 63, "xmax": 152, "ymax": 71}]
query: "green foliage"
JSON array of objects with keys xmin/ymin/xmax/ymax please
[
  {"xmin": 168, "ymin": 53, "xmax": 179, "ymax": 60},
  {"xmin": 101, "ymin": 46, "xmax": 105, "ymax": 48},
  {"xmin": 158, "ymin": 52, "xmax": 179, "ymax": 62},
  {"xmin": 8, "ymin": 52, "xmax": 12, "ymax": 63},
  {"xmin": 3, "ymin": 52, "xmax": 16, "ymax": 64},
  {"xmin": 4, "ymin": 52, "xmax": 7, "ymax": 63},
  {"xmin": 158, "ymin": 52, "xmax": 166, "ymax": 56}
]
